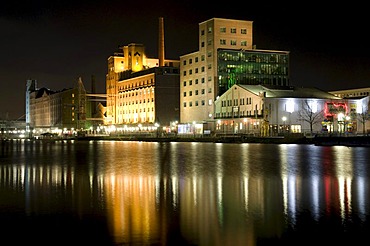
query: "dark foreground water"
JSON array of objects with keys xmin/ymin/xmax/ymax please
[{"xmin": 0, "ymin": 139, "xmax": 370, "ymax": 245}]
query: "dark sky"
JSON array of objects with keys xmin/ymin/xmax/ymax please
[{"xmin": 1, "ymin": 1, "xmax": 370, "ymax": 119}]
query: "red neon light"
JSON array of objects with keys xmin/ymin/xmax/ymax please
[{"xmin": 324, "ymin": 102, "xmax": 348, "ymax": 117}]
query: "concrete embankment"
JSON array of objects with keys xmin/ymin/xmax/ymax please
[{"xmin": 313, "ymin": 136, "xmax": 370, "ymax": 147}]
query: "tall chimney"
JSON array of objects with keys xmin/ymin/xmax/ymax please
[
  {"xmin": 158, "ymin": 17, "xmax": 165, "ymax": 67},
  {"xmin": 91, "ymin": 75, "xmax": 96, "ymax": 115}
]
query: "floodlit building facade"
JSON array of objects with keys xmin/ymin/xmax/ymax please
[
  {"xmin": 105, "ymin": 17, "xmax": 180, "ymax": 130},
  {"xmin": 329, "ymin": 87, "xmax": 370, "ymax": 134},
  {"xmin": 329, "ymin": 87, "xmax": 370, "ymax": 99},
  {"xmin": 179, "ymin": 18, "xmax": 290, "ymax": 133},
  {"xmin": 26, "ymin": 77, "xmax": 105, "ymax": 137},
  {"xmin": 214, "ymin": 84, "xmax": 369, "ymax": 136}
]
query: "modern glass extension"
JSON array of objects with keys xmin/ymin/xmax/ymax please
[{"xmin": 217, "ymin": 49, "xmax": 290, "ymax": 96}]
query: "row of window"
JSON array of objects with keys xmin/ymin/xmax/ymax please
[
  {"xmin": 183, "ymin": 64, "xmax": 212, "ymax": 76},
  {"xmin": 118, "ymin": 108, "xmax": 154, "ymax": 114},
  {"xmin": 117, "ymin": 116, "xmax": 155, "ymax": 124},
  {"xmin": 218, "ymin": 51, "xmax": 289, "ymax": 64},
  {"xmin": 183, "ymin": 99, "xmax": 213, "ymax": 107},
  {"xmin": 201, "ymin": 27, "xmax": 248, "ymax": 35},
  {"xmin": 219, "ymin": 39, "xmax": 247, "ymax": 46},
  {"xmin": 215, "ymin": 110, "xmax": 258, "ymax": 118},
  {"xmin": 183, "ymin": 55, "xmax": 205, "ymax": 65},
  {"xmin": 117, "ymin": 98, "xmax": 154, "ymax": 106},
  {"xmin": 118, "ymin": 80, "xmax": 155, "ymax": 91},
  {"xmin": 221, "ymin": 98, "xmax": 253, "ymax": 107},
  {"xmin": 183, "ymin": 78, "xmax": 205, "ymax": 86},
  {"xmin": 183, "ymin": 88, "xmax": 212, "ymax": 97},
  {"xmin": 182, "ymin": 66, "xmax": 205, "ymax": 76},
  {"xmin": 201, "ymin": 39, "xmax": 248, "ymax": 48},
  {"xmin": 118, "ymin": 89, "xmax": 154, "ymax": 97}
]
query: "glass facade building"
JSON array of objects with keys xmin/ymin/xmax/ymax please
[{"xmin": 217, "ymin": 49, "xmax": 290, "ymax": 96}]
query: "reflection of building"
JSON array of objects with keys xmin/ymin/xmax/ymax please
[
  {"xmin": 179, "ymin": 18, "xmax": 290, "ymax": 132},
  {"xmin": 105, "ymin": 17, "xmax": 180, "ymax": 128},
  {"xmin": 214, "ymin": 84, "xmax": 369, "ymax": 135},
  {"xmin": 26, "ymin": 77, "xmax": 105, "ymax": 136}
]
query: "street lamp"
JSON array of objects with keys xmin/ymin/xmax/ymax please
[
  {"xmin": 345, "ymin": 115, "xmax": 351, "ymax": 133},
  {"xmin": 244, "ymin": 118, "xmax": 247, "ymax": 134},
  {"xmin": 282, "ymin": 116, "xmax": 287, "ymax": 133}
]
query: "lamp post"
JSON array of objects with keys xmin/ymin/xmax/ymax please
[
  {"xmin": 244, "ymin": 118, "xmax": 247, "ymax": 134},
  {"xmin": 282, "ymin": 116, "xmax": 287, "ymax": 133},
  {"xmin": 345, "ymin": 115, "xmax": 351, "ymax": 134}
]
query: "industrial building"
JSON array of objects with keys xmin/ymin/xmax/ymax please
[{"xmin": 105, "ymin": 17, "xmax": 180, "ymax": 133}]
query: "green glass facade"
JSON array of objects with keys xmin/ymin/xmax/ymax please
[{"xmin": 217, "ymin": 49, "xmax": 289, "ymax": 96}]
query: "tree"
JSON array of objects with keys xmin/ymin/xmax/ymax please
[
  {"xmin": 297, "ymin": 100, "xmax": 324, "ymax": 134},
  {"xmin": 357, "ymin": 104, "xmax": 369, "ymax": 135}
]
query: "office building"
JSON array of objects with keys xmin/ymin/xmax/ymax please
[{"xmin": 179, "ymin": 18, "xmax": 290, "ymax": 132}]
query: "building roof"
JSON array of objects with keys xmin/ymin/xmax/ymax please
[
  {"xmin": 238, "ymin": 85, "xmax": 341, "ymax": 99},
  {"xmin": 35, "ymin": 87, "xmax": 54, "ymax": 99}
]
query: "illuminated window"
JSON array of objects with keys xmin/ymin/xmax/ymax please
[
  {"xmin": 308, "ymin": 100, "xmax": 318, "ymax": 113},
  {"xmin": 286, "ymin": 100, "xmax": 294, "ymax": 113},
  {"xmin": 357, "ymin": 101, "xmax": 363, "ymax": 113}
]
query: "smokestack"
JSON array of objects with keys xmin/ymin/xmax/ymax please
[
  {"xmin": 91, "ymin": 75, "xmax": 96, "ymax": 94},
  {"xmin": 91, "ymin": 75, "xmax": 96, "ymax": 115},
  {"xmin": 158, "ymin": 17, "xmax": 165, "ymax": 67}
]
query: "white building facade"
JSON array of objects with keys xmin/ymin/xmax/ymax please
[
  {"xmin": 214, "ymin": 84, "xmax": 369, "ymax": 136},
  {"xmin": 180, "ymin": 18, "xmax": 254, "ymax": 130}
]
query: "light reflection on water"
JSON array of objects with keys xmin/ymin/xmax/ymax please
[{"xmin": 0, "ymin": 139, "xmax": 370, "ymax": 245}]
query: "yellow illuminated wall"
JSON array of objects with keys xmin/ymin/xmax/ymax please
[{"xmin": 116, "ymin": 74, "xmax": 156, "ymax": 124}]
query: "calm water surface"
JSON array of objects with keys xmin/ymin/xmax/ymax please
[{"xmin": 0, "ymin": 139, "xmax": 370, "ymax": 245}]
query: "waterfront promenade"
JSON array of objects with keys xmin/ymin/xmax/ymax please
[
  {"xmin": 3, "ymin": 132, "xmax": 370, "ymax": 147},
  {"xmin": 74, "ymin": 133, "xmax": 370, "ymax": 147}
]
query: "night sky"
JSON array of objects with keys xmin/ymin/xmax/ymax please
[{"xmin": 1, "ymin": 1, "xmax": 370, "ymax": 119}]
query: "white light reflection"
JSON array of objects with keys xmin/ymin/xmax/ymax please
[
  {"xmin": 172, "ymin": 176, "xmax": 178, "ymax": 209},
  {"xmin": 356, "ymin": 177, "xmax": 366, "ymax": 221},
  {"xmin": 279, "ymin": 145, "xmax": 289, "ymax": 220},
  {"xmin": 338, "ymin": 177, "xmax": 352, "ymax": 221},
  {"xmin": 244, "ymin": 176, "xmax": 249, "ymax": 212},
  {"xmin": 288, "ymin": 175, "xmax": 297, "ymax": 226},
  {"xmin": 279, "ymin": 145, "xmax": 297, "ymax": 226},
  {"xmin": 193, "ymin": 176, "xmax": 197, "ymax": 206},
  {"xmin": 310, "ymin": 175, "xmax": 320, "ymax": 221},
  {"xmin": 334, "ymin": 147, "xmax": 353, "ymax": 222},
  {"xmin": 217, "ymin": 175, "xmax": 223, "ymax": 210},
  {"xmin": 155, "ymin": 176, "xmax": 160, "ymax": 205}
]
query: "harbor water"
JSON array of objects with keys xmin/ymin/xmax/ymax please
[{"xmin": 0, "ymin": 139, "xmax": 370, "ymax": 245}]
